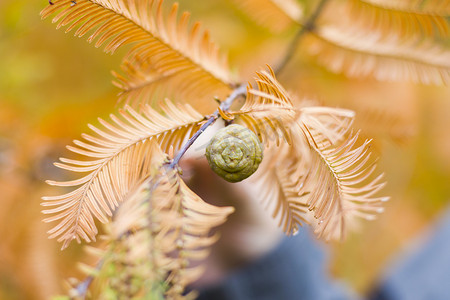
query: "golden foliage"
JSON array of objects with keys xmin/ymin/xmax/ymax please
[
  {"xmin": 240, "ymin": 69, "xmax": 386, "ymax": 239},
  {"xmin": 354, "ymin": 0, "xmax": 450, "ymax": 15},
  {"xmin": 304, "ymin": 0, "xmax": 450, "ymax": 85},
  {"xmin": 112, "ymin": 167, "xmax": 233, "ymax": 299},
  {"xmin": 111, "ymin": 55, "xmax": 231, "ymax": 112},
  {"xmin": 41, "ymin": 0, "xmax": 234, "ymax": 107},
  {"xmin": 231, "ymin": 67, "xmax": 296, "ymax": 145},
  {"xmin": 304, "ymin": 26, "xmax": 450, "ymax": 85},
  {"xmin": 298, "ymin": 106, "xmax": 355, "ymax": 144},
  {"xmin": 339, "ymin": 0, "xmax": 450, "ymax": 39},
  {"xmin": 42, "ymin": 102, "xmax": 205, "ymax": 249},
  {"xmin": 255, "ymin": 104, "xmax": 386, "ymax": 240},
  {"xmin": 163, "ymin": 177, "xmax": 234, "ymax": 298},
  {"xmin": 66, "ymin": 160, "xmax": 233, "ymax": 299},
  {"xmin": 112, "ymin": 58, "xmax": 175, "ymax": 108},
  {"xmin": 296, "ymin": 115, "xmax": 388, "ymax": 240},
  {"xmin": 252, "ymin": 144, "xmax": 311, "ymax": 235},
  {"xmin": 229, "ymin": 0, "xmax": 302, "ymax": 32},
  {"xmin": 37, "ymin": 0, "xmax": 393, "ymax": 296},
  {"xmin": 63, "ymin": 145, "xmax": 170, "ymax": 297},
  {"xmin": 235, "ymin": 69, "xmax": 308, "ymax": 235},
  {"xmin": 303, "ymin": 0, "xmax": 450, "ymax": 85},
  {"xmin": 230, "ymin": 0, "xmax": 450, "ymax": 85}
]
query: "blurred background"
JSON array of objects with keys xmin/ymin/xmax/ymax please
[{"xmin": 1, "ymin": 0, "xmax": 450, "ymax": 299}]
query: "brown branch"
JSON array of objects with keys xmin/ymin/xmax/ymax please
[
  {"xmin": 169, "ymin": 84, "xmax": 247, "ymax": 168},
  {"xmin": 74, "ymin": 258, "xmax": 104, "ymax": 298},
  {"xmin": 274, "ymin": 0, "xmax": 330, "ymax": 75}
]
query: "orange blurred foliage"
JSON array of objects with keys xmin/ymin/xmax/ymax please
[{"xmin": 0, "ymin": 0, "xmax": 450, "ymax": 298}]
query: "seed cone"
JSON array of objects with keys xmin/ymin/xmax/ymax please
[{"xmin": 205, "ymin": 124, "xmax": 263, "ymax": 182}]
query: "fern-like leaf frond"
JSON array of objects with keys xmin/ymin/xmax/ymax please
[
  {"xmin": 296, "ymin": 117, "xmax": 389, "ymax": 240},
  {"xmin": 112, "ymin": 58, "xmax": 173, "ymax": 108},
  {"xmin": 252, "ymin": 144, "xmax": 311, "ymax": 235},
  {"xmin": 334, "ymin": 0, "xmax": 450, "ymax": 39},
  {"xmin": 299, "ymin": 106, "xmax": 355, "ymax": 144},
  {"xmin": 66, "ymin": 149, "xmax": 169, "ymax": 298},
  {"xmin": 251, "ymin": 106, "xmax": 355, "ymax": 236},
  {"xmin": 356, "ymin": 0, "xmax": 450, "ymax": 16},
  {"xmin": 164, "ymin": 177, "xmax": 234, "ymax": 298},
  {"xmin": 112, "ymin": 167, "xmax": 233, "ymax": 298},
  {"xmin": 41, "ymin": 0, "xmax": 234, "ymax": 102},
  {"xmin": 231, "ymin": 67, "xmax": 296, "ymax": 145},
  {"xmin": 253, "ymin": 105, "xmax": 386, "ymax": 240},
  {"xmin": 67, "ymin": 161, "xmax": 233, "ymax": 298},
  {"xmin": 229, "ymin": 0, "xmax": 302, "ymax": 32},
  {"xmin": 42, "ymin": 101, "xmax": 205, "ymax": 249},
  {"xmin": 112, "ymin": 56, "xmax": 231, "ymax": 113},
  {"xmin": 304, "ymin": 25, "xmax": 450, "ymax": 85}
]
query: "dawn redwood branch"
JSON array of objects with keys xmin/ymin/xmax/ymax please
[
  {"xmin": 169, "ymin": 84, "xmax": 247, "ymax": 168},
  {"xmin": 274, "ymin": 0, "xmax": 330, "ymax": 75}
]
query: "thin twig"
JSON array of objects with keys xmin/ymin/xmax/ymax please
[
  {"xmin": 220, "ymin": 84, "xmax": 248, "ymax": 111},
  {"xmin": 169, "ymin": 84, "xmax": 247, "ymax": 168},
  {"xmin": 75, "ymin": 259, "xmax": 104, "ymax": 299},
  {"xmin": 274, "ymin": 0, "xmax": 330, "ymax": 75}
]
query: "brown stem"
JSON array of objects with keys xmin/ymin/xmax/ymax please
[
  {"xmin": 169, "ymin": 84, "xmax": 247, "ymax": 168},
  {"xmin": 75, "ymin": 259, "xmax": 104, "ymax": 298},
  {"xmin": 274, "ymin": 0, "xmax": 330, "ymax": 75}
]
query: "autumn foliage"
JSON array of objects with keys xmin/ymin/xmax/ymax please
[{"xmin": 2, "ymin": 0, "xmax": 443, "ymax": 298}]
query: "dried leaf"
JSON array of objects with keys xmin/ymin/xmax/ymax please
[
  {"xmin": 231, "ymin": 66, "xmax": 296, "ymax": 145},
  {"xmin": 41, "ymin": 0, "xmax": 234, "ymax": 107},
  {"xmin": 329, "ymin": 0, "xmax": 450, "ymax": 40},
  {"xmin": 42, "ymin": 102, "xmax": 205, "ymax": 249},
  {"xmin": 303, "ymin": 25, "xmax": 450, "ymax": 85},
  {"xmin": 296, "ymin": 116, "xmax": 389, "ymax": 240},
  {"xmin": 229, "ymin": 0, "xmax": 302, "ymax": 32}
]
